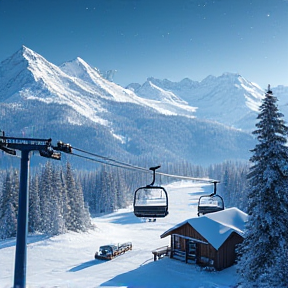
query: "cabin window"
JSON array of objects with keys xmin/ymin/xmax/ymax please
[
  {"xmin": 174, "ymin": 235, "xmax": 181, "ymax": 249},
  {"xmin": 188, "ymin": 240, "xmax": 196, "ymax": 254}
]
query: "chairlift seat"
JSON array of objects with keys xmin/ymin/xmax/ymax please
[
  {"xmin": 134, "ymin": 205, "xmax": 168, "ymax": 218},
  {"xmin": 134, "ymin": 186, "xmax": 168, "ymax": 218},
  {"xmin": 197, "ymin": 194, "xmax": 224, "ymax": 216}
]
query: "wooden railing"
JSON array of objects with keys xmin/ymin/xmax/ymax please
[{"xmin": 152, "ymin": 246, "xmax": 171, "ymax": 261}]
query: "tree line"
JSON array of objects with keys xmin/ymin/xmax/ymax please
[
  {"xmin": 0, "ymin": 157, "xmax": 251, "ymax": 240},
  {"xmin": 0, "ymin": 161, "xmax": 92, "ymax": 239}
]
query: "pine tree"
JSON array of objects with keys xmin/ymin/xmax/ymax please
[
  {"xmin": 98, "ymin": 166, "xmax": 112, "ymax": 213},
  {"xmin": 28, "ymin": 174, "xmax": 42, "ymax": 233},
  {"xmin": 64, "ymin": 162, "xmax": 91, "ymax": 232},
  {"xmin": 49, "ymin": 166, "xmax": 66, "ymax": 235},
  {"xmin": 237, "ymin": 86, "xmax": 288, "ymax": 287},
  {"xmin": 59, "ymin": 167, "xmax": 70, "ymax": 230},
  {"xmin": 0, "ymin": 202, "xmax": 17, "ymax": 239},
  {"xmin": 114, "ymin": 168, "xmax": 129, "ymax": 209},
  {"xmin": 0, "ymin": 170, "xmax": 18, "ymax": 239},
  {"xmin": 38, "ymin": 161, "xmax": 54, "ymax": 233}
]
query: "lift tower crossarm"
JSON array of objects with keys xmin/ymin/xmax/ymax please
[{"xmin": 0, "ymin": 136, "xmax": 50, "ymax": 151}]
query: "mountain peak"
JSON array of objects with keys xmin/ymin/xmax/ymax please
[
  {"xmin": 18, "ymin": 45, "xmax": 43, "ymax": 63},
  {"xmin": 1, "ymin": 45, "xmax": 30, "ymax": 65},
  {"xmin": 200, "ymin": 73, "xmax": 254, "ymax": 91},
  {"xmin": 60, "ymin": 57, "xmax": 101, "ymax": 84},
  {"xmin": 220, "ymin": 72, "xmax": 245, "ymax": 83},
  {"xmin": 73, "ymin": 56, "xmax": 92, "ymax": 68},
  {"xmin": 0, "ymin": 46, "xmax": 40, "ymax": 101},
  {"xmin": 21, "ymin": 45, "xmax": 31, "ymax": 54}
]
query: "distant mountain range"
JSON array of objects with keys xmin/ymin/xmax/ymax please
[
  {"xmin": 126, "ymin": 75, "xmax": 288, "ymax": 131},
  {"xmin": 1, "ymin": 46, "xmax": 287, "ymax": 167}
]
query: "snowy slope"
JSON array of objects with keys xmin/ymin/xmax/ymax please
[
  {"xmin": 127, "ymin": 77, "xmax": 197, "ymax": 117},
  {"xmin": 272, "ymin": 85, "xmax": 288, "ymax": 119},
  {"xmin": 0, "ymin": 181, "xmax": 239, "ymax": 288}
]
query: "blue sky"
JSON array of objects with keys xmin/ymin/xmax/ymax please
[{"xmin": 0, "ymin": 0, "xmax": 287, "ymax": 88}]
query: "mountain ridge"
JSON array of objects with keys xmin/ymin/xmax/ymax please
[
  {"xmin": 126, "ymin": 73, "xmax": 270, "ymax": 130},
  {"xmin": 1, "ymin": 46, "xmax": 286, "ymax": 167}
]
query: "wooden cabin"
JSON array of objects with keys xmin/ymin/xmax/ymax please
[{"xmin": 160, "ymin": 207, "xmax": 248, "ymax": 270}]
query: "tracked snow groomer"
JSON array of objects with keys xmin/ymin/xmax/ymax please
[{"xmin": 94, "ymin": 242, "xmax": 132, "ymax": 260}]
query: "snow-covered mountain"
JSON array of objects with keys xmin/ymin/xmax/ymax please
[
  {"xmin": 127, "ymin": 75, "xmax": 264, "ymax": 131},
  {"xmin": 128, "ymin": 75, "xmax": 288, "ymax": 131},
  {"xmin": 2, "ymin": 46, "xmax": 286, "ymax": 166},
  {"xmin": 0, "ymin": 46, "xmax": 197, "ymax": 125}
]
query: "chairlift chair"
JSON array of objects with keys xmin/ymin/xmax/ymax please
[
  {"xmin": 133, "ymin": 166, "xmax": 169, "ymax": 218},
  {"xmin": 197, "ymin": 181, "xmax": 224, "ymax": 216}
]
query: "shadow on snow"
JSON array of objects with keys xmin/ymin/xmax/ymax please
[
  {"xmin": 68, "ymin": 259, "xmax": 104, "ymax": 272},
  {"xmin": 0, "ymin": 234, "xmax": 50, "ymax": 249},
  {"xmin": 100, "ymin": 211, "xmax": 143, "ymax": 225}
]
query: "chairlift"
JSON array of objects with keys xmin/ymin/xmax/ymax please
[
  {"xmin": 197, "ymin": 181, "xmax": 224, "ymax": 216},
  {"xmin": 133, "ymin": 166, "xmax": 169, "ymax": 218}
]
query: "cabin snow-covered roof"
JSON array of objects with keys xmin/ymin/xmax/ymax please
[{"xmin": 160, "ymin": 207, "xmax": 248, "ymax": 250}]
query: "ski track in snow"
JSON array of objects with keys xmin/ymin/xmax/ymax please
[{"xmin": 0, "ymin": 181, "xmax": 238, "ymax": 288}]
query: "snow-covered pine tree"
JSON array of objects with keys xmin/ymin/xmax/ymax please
[
  {"xmin": 38, "ymin": 161, "xmax": 54, "ymax": 233},
  {"xmin": 237, "ymin": 86, "xmax": 288, "ymax": 288},
  {"xmin": 59, "ymin": 167, "xmax": 70, "ymax": 229},
  {"xmin": 64, "ymin": 162, "xmax": 91, "ymax": 232},
  {"xmin": 11, "ymin": 169, "xmax": 19, "ymax": 212},
  {"xmin": 114, "ymin": 168, "xmax": 129, "ymax": 209},
  {"xmin": 98, "ymin": 166, "xmax": 114, "ymax": 213},
  {"xmin": 0, "ymin": 170, "xmax": 18, "ymax": 239},
  {"xmin": 49, "ymin": 165, "xmax": 66, "ymax": 235},
  {"xmin": 28, "ymin": 174, "xmax": 42, "ymax": 233},
  {"xmin": 0, "ymin": 202, "xmax": 17, "ymax": 239}
]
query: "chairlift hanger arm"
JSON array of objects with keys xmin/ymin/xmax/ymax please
[
  {"xmin": 210, "ymin": 181, "xmax": 218, "ymax": 196},
  {"xmin": 147, "ymin": 165, "xmax": 161, "ymax": 186}
]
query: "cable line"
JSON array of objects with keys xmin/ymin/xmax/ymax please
[
  {"xmin": 69, "ymin": 146, "xmax": 219, "ymax": 183},
  {"xmin": 156, "ymin": 171, "xmax": 219, "ymax": 183},
  {"xmin": 72, "ymin": 146, "xmax": 150, "ymax": 173},
  {"xmin": 70, "ymin": 151, "xmax": 151, "ymax": 173}
]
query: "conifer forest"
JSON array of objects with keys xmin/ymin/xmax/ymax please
[{"xmin": 0, "ymin": 158, "xmax": 250, "ymax": 240}]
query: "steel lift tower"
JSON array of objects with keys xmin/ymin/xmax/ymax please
[{"xmin": 0, "ymin": 132, "xmax": 71, "ymax": 288}]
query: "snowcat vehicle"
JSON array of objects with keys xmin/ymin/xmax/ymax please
[{"xmin": 94, "ymin": 242, "xmax": 132, "ymax": 260}]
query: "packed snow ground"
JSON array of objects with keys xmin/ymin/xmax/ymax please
[{"xmin": 0, "ymin": 181, "xmax": 238, "ymax": 288}]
